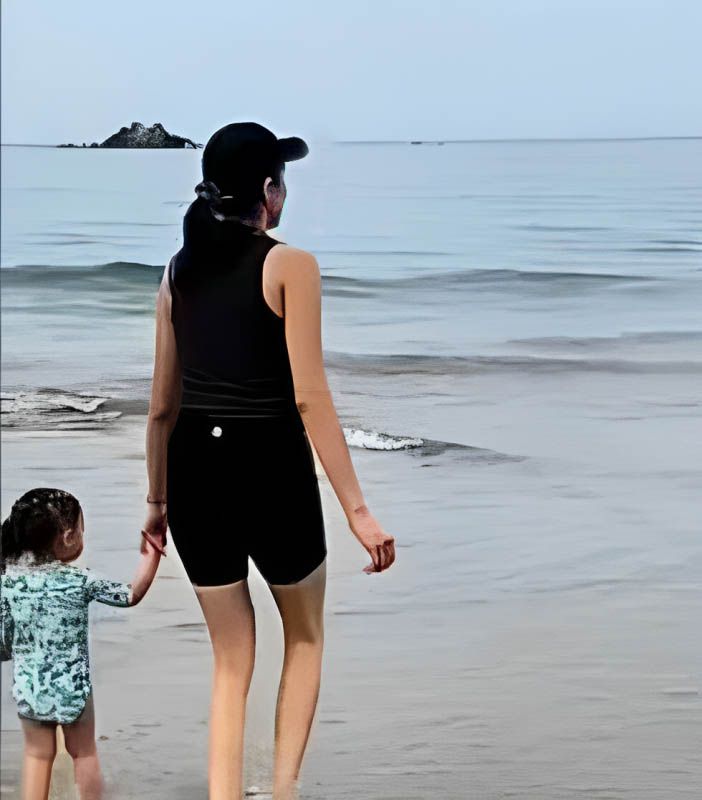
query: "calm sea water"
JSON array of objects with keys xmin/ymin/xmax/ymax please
[
  {"xmin": 2, "ymin": 139, "xmax": 701, "ymax": 439},
  {"xmin": 1, "ymin": 140, "xmax": 701, "ymax": 798}
]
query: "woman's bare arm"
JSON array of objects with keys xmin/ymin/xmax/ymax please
[
  {"xmin": 267, "ymin": 245, "xmax": 395, "ymax": 573},
  {"xmin": 144, "ymin": 260, "xmax": 182, "ymax": 546}
]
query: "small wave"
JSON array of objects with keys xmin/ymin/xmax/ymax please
[
  {"xmin": 343, "ymin": 427, "xmax": 424, "ymax": 450},
  {"xmin": 328, "ymin": 268, "xmax": 648, "ymax": 285},
  {"xmin": 2, "ymin": 260, "xmax": 160, "ymax": 275},
  {"xmin": 508, "ymin": 331, "xmax": 702, "ymax": 349},
  {"xmin": 326, "ymin": 351, "xmax": 702, "ymax": 377},
  {"xmin": 1, "ymin": 389, "xmax": 121, "ymax": 430},
  {"xmin": 0, "ymin": 262, "xmax": 163, "ymax": 294},
  {"xmin": 3, "ymin": 263, "xmax": 651, "ymax": 292},
  {"xmin": 1, "ymin": 390, "xmax": 107, "ymax": 414},
  {"xmin": 342, "ymin": 426, "xmax": 522, "ymax": 462},
  {"xmin": 321, "ymin": 268, "xmax": 651, "ymax": 296}
]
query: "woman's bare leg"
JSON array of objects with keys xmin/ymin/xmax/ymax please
[
  {"xmin": 62, "ymin": 694, "xmax": 103, "ymax": 800},
  {"xmin": 195, "ymin": 579, "xmax": 256, "ymax": 800},
  {"xmin": 268, "ymin": 559, "xmax": 326, "ymax": 800},
  {"xmin": 20, "ymin": 718, "xmax": 57, "ymax": 800}
]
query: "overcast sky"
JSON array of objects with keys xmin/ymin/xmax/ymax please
[{"xmin": 2, "ymin": 0, "xmax": 700, "ymax": 144}]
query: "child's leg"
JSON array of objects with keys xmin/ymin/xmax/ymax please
[
  {"xmin": 62, "ymin": 694, "xmax": 104, "ymax": 800},
  {"xmin": 20, "ymin": 717, "xmax": 57, "ymax": 800}
]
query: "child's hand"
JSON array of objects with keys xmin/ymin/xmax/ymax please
[{"xmin": 131, "ymin": 531, "xmax": 164, "ymax": 606}]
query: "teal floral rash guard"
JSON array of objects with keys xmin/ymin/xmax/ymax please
[{"xmin": 0, "ymin": 559, "xmax": 131, "ymax": 724}]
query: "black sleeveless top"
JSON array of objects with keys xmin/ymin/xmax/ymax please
[{"xmin": 168, "ymin": 212, "xmax": 300, "ymax": 424}]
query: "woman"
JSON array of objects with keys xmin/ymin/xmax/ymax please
[{"xmin": 143, "ymin": 122, "xmax": 396, "ymax": 800}]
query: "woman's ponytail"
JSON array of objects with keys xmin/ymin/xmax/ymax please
[
  {"xmin": 181, "ymin": 160, "xmax": 284, "ymax": 261},
  {"xmin": 194, "ymin": 180, "xmax": 236, "ymax": 222}
]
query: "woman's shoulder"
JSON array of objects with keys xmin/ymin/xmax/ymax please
[
  {"xmin": 265, "ymin": 244, "xmax": 320, "ymax": 283},
  {"xmin": 267, "ymin": 242, "xmax": 317, "ymax": 261}
]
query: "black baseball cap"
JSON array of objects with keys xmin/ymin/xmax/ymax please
[{"xmin": 201, "ymin": 122, "xmax": 309, "ymax": 193}]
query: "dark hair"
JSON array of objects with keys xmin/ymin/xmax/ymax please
[
  {"xmin": 1, "ymin": 488, "xmax": 82, "ymax": 571},
  {"xmin": 198, "ymin": 157, "xmax": 285, "ymax": 221}
]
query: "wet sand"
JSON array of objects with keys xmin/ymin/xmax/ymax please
[{"xmin": 2, "ymin": 402, "xmax": 701, "ymax": 799}]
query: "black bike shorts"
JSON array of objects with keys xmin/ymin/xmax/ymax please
[{"xmin": 166, "ymin": 410, "xmax": 327, "ymax": 586}]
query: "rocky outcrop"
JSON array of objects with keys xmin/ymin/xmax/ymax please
[{"xmin": 58, "ymin": 122, "xmax": 202, "ymax": 149}]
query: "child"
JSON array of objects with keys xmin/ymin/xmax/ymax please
[{"xmin": 0, "ymin": 487, "xmax": 164, "ymax": 800}]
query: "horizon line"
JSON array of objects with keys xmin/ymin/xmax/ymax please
[
  {"xmin": 335, "ymin": 135, "xmax": 702, "ymax": 144},
  {"xmin": 1, "ymin": 134, "xmax": 701, "ymax": 148}
]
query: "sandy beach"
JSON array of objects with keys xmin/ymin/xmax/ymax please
[{"xmin": 2, "ymin": 391, "xmax": 701, "ymax": 799}]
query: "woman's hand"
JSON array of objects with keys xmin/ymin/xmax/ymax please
[
  {"xmin": 349, "ymin": 506, "xmax": 396, "ymax": 573},
  {"xmin": 141, "ymin": 501, "xmax": 168, "ymax": 556}
]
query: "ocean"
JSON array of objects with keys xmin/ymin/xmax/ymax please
[{"xmin": 1, "ymin": 139, "xmax": 701, "ymax": 799}]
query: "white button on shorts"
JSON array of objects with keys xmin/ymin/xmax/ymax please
[{"xmin": 211, "ymin": 426, "xmax": 223, "ymax": 438}]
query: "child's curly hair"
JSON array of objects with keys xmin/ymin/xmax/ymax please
[{"xmin": 1, "ymin": 488, "xmax": 82, "ymax": 572}]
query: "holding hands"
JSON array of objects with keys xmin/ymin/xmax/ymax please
[{"xmin": 141, "ymin": 498, "xmax": 168, "ymax": 556}]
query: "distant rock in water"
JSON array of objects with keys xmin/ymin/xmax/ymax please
[
  {"xmin": 101, "ymin": 121, "xmax": 201, "ymax": 148},
  {"xmin": 58, "ymin": 122, "xmax": 202, "ymax": 149}
]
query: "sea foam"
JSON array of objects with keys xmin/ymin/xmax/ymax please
[{"xmin": 343, "ymin": 427, "xmax": 424, "ymax": 450}]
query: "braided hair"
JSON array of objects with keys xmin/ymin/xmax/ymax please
[{"xmin": 1, "ymin": 488, "xmax": 82, "ymax": 572}]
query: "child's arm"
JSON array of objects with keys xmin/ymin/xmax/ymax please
[
  {"xmin": 84, "ymin": 536, "xmax": 162, "ymax": 608},
  {"xmin": 128, "ymin": 536, "xmax": 162, "ymax": 606}
]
